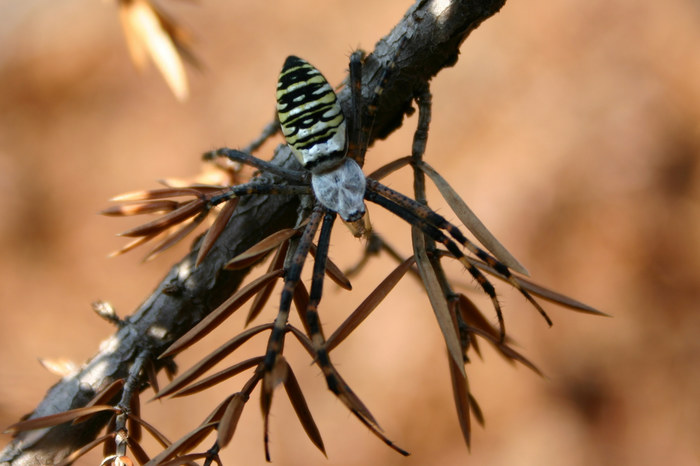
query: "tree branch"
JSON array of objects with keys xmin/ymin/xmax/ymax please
[{"xmin": 0, "ymin": 0, "xmax": 506, "ymax": 464}]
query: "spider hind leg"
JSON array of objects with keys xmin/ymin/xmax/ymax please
[{"xmin": 304, "ymin": 210, "xmax": 408, "ymax": 455}]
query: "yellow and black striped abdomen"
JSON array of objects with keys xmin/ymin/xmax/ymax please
[{"xmin": 276, "ymin": 56, "xmax": 347, "ymax": 173}]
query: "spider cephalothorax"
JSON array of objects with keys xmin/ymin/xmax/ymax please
[{"xmin": 276, "ymin": 55, "xmax": 369, "ymax": 236}]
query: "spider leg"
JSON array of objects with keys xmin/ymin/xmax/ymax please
[
  {"xmin": 410, "ymin": 85, "xmax": 431, "ymax": 203},
  {"xmin": 347, "ymin": 36, "xmax": 408, "ymax": 166},
  {"xmin": 301, "ymin": 210, "xmax": 408, "ymax": 455},
  {"xmin": 240, "ymin": 119, "xmax": 280, "ymax": 155},
  {"xmin": 260, "ymin": 205, "xmax": 323, "ymax": 459},
  {"xmin": 304, "ymin": 212, "xmax": 363, "ymax": 404},
  {"xmin": 261, "ymin": 205, "xmax": 323, "ymax": 375},
  {"xmin": 207, "ymin": 181, "xmax": 311, "ymax": 208},
  {"xmin": 365, "ymin": 187, "xmax": 508, "ymax": 341},
  {"xmin": 366, "ymin": 184, "xmax": 552, "ymax": 337},
  {"xmin": 362, "ymin": 37, "xmax": 408, "ymax": 127},
  {"xmin": 348, "ymin": 50, "xmax": 364, "ymax": 161},
  {"xmin": 305, "ymin": 210, "xmax": 335, "ymax": 349},
  {"xmin": 206, "ymin": 147, "xmax": 308, "ymax": 183},
  {"xmin": 367, "ymin": 179, "xmax": 551, "ymax": 328},
  {"xmin": 409, "ymin": 87, "xmax": 477, "ymax": 348}
]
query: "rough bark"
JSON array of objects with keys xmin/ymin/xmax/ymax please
[{"xmin": 0, "ymin": 0, "xmax": 506, "ymax": 464}]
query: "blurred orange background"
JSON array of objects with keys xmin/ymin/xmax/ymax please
[{"xmin": 1, "ymin": 1, "xmax": 699, "ymax": 465}]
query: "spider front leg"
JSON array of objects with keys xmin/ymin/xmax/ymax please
[
  {"xmin": 366, "ymin": 181, "xmax": 553, "ymax": 342},
  {"xmin": 364, "ymin": 187, "xmax": 507, "ymax": 339},
  {"xmin": 347, "ymin": 49, "xmax": 365, "ymax": 164},
  {"xmin": 207, "ymin": 147, "xmax": 308, "ymax": 184},
  {"xmin": 207, "ymin": 180, "xmax": 311, "ymax": 207},
  {"xmin": 346, "ymin": 37, "xmax": 407, "ymax": 167},
  {"xmin": 199, "ymin": 149, "xmax": 312, "ymax": 232}
]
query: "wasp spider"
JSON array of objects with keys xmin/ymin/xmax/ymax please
[{"xmin": 185, "ymin": 40, "xmax": 556, "ymax": 455}]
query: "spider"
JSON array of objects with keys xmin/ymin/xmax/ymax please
[{"xmin": 194, "ymin": 39, "xmax": 553, "ymax": 455}]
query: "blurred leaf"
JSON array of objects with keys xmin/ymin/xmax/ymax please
[
  {"xmin": 493, "ymin": 339, "xmax": 543, "ymax": 375},
  {"xmin": 85, "ymin": 378, "xmax": 125, "ymax": 410},
  {"xmin": 37, "ymin": 358, "xmax": 78, "ymax": 378},
  {"xmin": 118, "ymin": 0, "xmax": 189, "ymax": 100},
  {"xmin": 109, "ymin": 234, "xmax": 159, "ymax": 258},
  {"xmin": 467, "ymin": 326, "xmax": 543, "ymax": 376},
  {"xmin": 457, "ymin": 293, "xmax": 501, "ymax": 343},
  {"xmin": 103, "ymin": 415, "xmax": 117, "ymax": 457},
  {"xmin": 203, "ymin": 393, "xmax": 240, "ymax": 426},
  {"xmin": 469, "ymin": 393, "xmax": 485, "ymax": 427}
]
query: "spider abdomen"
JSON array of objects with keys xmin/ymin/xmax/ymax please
[
  {"xmin": 276, "ymin": 56, "xmax": 347, "ymax": 173},
  {"xmin": 276, "ymin": 55, "xmax": 369, "ymax": 236}
]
